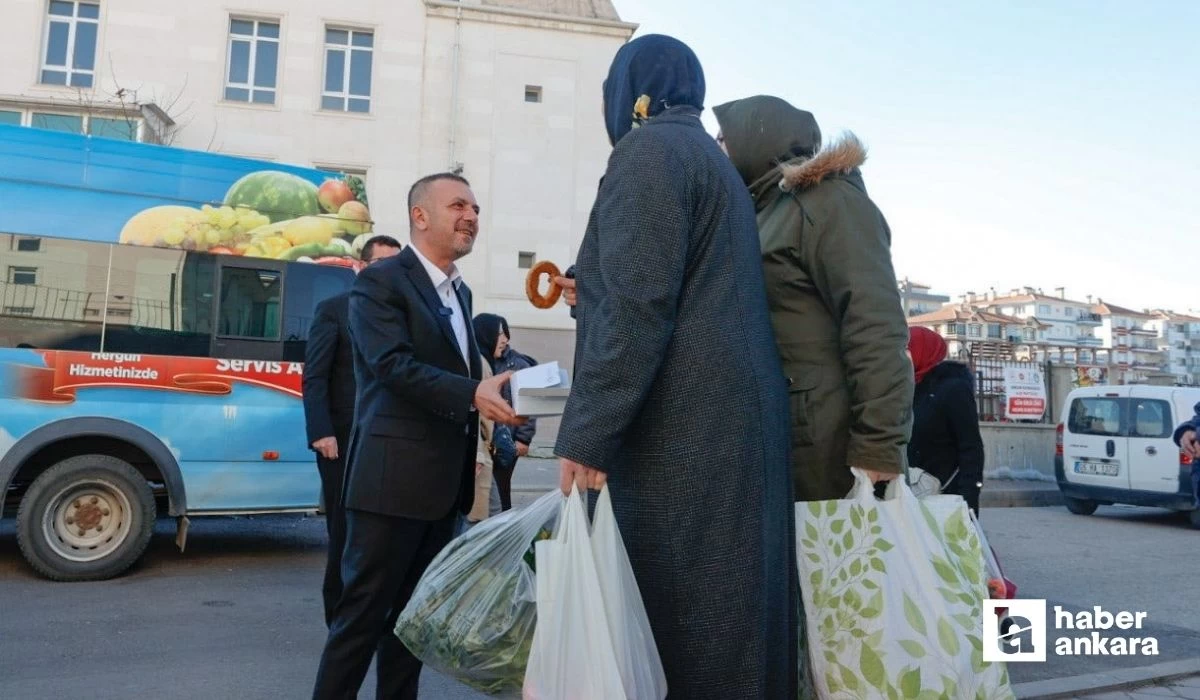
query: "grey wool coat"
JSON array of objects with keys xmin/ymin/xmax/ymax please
[{"xmin": 555, "ymin": 108, "xmax": 798, "ymax": 699}]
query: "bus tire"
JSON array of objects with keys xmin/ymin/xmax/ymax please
[{"xmin": 16, "ymin": 455, "xmax": 156, "ymax": 582}]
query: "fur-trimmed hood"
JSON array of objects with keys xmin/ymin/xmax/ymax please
[{"xmin": 777, "ymin": 133, "xmax": 867, "ymax": 192}]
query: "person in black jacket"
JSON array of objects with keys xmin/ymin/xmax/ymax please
[
  {"xmin": 471, "ymin": 312, "xmax": 538, "ymax": 510},
  {"xmin": 311, "ymin": 174, "xmax": 520, "ymax": 700},
  {"xmin": 907, "ymin": 326, "xmax": 985, "ymax": 515},
  {"xmin": 302, "ymin": 235, "xmax": 401, "ymax": 628}
]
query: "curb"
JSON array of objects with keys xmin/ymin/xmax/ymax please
[
  {"xmin": 981, "ymin": 485, "xmax": 1065, "ymax": 509},
  {"xmin": 1014, "ymin": 658, "xmax": 1200, "ymax": 699}
]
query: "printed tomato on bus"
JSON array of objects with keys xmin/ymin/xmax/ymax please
[{"xmin": 0, "ymin": 124, "xmax": 375, "ymax": 581}]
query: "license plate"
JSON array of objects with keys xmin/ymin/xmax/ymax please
[{"xmin": 1075, "ymin": 461, "xmax": 1119, "ymax": 477}]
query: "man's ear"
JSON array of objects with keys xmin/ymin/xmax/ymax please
[{"xmin": 410, "ymin": 205, "xmax": 428, "ymax": 232}]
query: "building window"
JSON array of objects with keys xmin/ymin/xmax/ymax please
[
  {"xmin": 88, "ymin": 116, "xmax": 139, "ymax": 141},
  {"xmin": 518, "ymin": 251, "xmax": 535, "ymax": 269},
  {"xmin": 968, "ymin": 324, "xmax": 982, "ymax": 338},
  {"xmin": 525, "ymin": 85, "xmax": 543, "ymax": 103},
  {"xmin": 31, "ymin": 112, "xmax": 83, "ymax": 134},
  {"xmin": 225, "ymin": 18, "xmax": 280, "ymax": 104},
  {"xmin": 321, "ymin": 28, "xmax": 373, "ymax": 113},
  {"xmin": 41, "ymin": 1, "xmax": 99, "ymax": 88},
  {"xmin": 1022, "ymin": 327, "xmax": 1035, "ymax": 341},
  {"xmin": 1038, "ymin": 305, "xmax": 1052, "ymax": 316},
  {"xmin": 0, "ymin": 110, "xmax": 21, "ymax": 126},
  {"xmin": 8, "ymin": 266, "xmax": 38, "ymax": 285},
  {"xmin": 16, "ymin": 238, "xmax": 42, "ymax": 252},
  {"xmin": 5, "ymin": 306, "xmax": 36, "ymax": 316}
]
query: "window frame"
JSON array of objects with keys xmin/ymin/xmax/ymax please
[
  {"xmin": 321, "ymin": 26, "xmax": 374, "ymax": 114},
  {"xmin": 8, "ymin": 265, "xmax": 38, "ymax": 285},
  {"xmin": 17, "ymin": 109, "xmax": 142, "ymax": 141},
  {"xmin": 40, "ymin": 0, "xmax": 101, "ymax": 89},
  {"xmin": 224, "ymin": 17, "xmax": 281, "ymax": 105}
]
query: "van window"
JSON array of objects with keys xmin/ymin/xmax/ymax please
[
  {"xmin": 1131, "ymin": 399, "xmax": 1171, "ymax": 439},
  {"xmin": 1068, "ymin": 397, "xmax": 1123, "ymax": 437}
]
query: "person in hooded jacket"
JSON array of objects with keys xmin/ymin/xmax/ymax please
[
  {"xmin": 907, "ymin": 326, "xmax": 986, "ymax": 515},
  {"xmin": 471, "ymin": 313, "xmax": 537, "ymax": 510},
  {"xmin": 554, "ymin": 35, "xmax": 797, "ymax": 699},
  {"xmin": 712, "ymin": 96, "xmax": 914, "ymax": 502}
]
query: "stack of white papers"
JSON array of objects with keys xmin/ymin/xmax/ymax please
[{"xmin": 510, "ymin": 361, "xmax": 572, "ymax": 417}]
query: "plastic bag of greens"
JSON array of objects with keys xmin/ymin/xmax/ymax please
[{"xmin": 395, "ymin": 489, "xmax": 561, "ymax": 695}]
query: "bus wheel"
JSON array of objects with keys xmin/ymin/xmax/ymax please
[{"xmin": 16, "ymin": 455, "xmax": 156, "ymax": 582}]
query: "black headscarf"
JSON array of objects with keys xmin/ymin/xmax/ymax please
[
  {"xmin": 602, "ymin": 34, "xmax": 706, "ymax": 145},
  {"xmin": 472, "ymin": 313, "xmax": 509, "ymax": 364}
]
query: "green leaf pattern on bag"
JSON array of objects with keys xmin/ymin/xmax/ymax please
[{"xmin": 798, "ymin": 496, "xmax": 1016, "ymax": 700}]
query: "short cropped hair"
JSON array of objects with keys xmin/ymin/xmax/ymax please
[
  {"xmin": 361, "ymin": 234, "xmax": 401, "ymax": 262},
  {"xmin": 407, "ymin": 173, "xmax": 471, "ymax": 224}
]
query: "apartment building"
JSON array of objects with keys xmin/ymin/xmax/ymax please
[
  {"xmin": 898, "ymin": 278, "xmax": 950, "ymax": 318},
  {"xmin": 966, "ymin": 287, "xmax": 1105, "ymax": 365}
]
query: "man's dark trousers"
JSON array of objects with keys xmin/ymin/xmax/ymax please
[{"xmin": 311, "ymin": 506, "xmax": 457, "ymax": 699}]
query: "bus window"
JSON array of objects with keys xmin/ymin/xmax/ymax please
[
  {"xmin": 101, "ymin": 244, "xmax": 213, "ymax": 357},
  {"xmin": 282, "ymin": 262, "xmax": 354, "ymax": 361},
  {"xmin": 218, "ymin": 267, "xmax": 282, "ymax": 340},
  {"xmin": 0, "ymin": 234, "xmax": 109, "ymax": 351}
]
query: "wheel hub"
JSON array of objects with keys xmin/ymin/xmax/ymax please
[{"xmin": 43, "ymin": 480, "xmax": 133, "ymax": 563}]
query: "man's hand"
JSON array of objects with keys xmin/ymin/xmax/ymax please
[
  {"xmin": 553, "ymin": 276, "xmax": 576, "ymax": 308},
  {"xmin": 312, "ymin": 437, "xmax": 338, "ymax": 460},
  {"xmin": 516, "ymin": 442, "xmax": 530, "ymax": 458},
  {"xmin": 476, "ymin": 462, "xmax": 484, "ymax": 477},
  {"xmin": 1182, "ymin": 430, "xmax": 1200, "ymax": 459},
  {"xmin": 475, "ymin": 371, "xmax": 524, "ymax": 426},
  {"xmin": 559, "ymin": 457, "xmax": 606, "ymax": 494}
]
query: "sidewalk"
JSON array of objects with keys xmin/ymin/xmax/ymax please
[
  {"xmin": 981, "ymin": 477, "xmax": 1063, "ymax": 508},
  {"xmin": 517, "ymin": 456, "xmax": 1065, "ymax": 509},
  {"xmin": 1015, "ymin": 660, "xmax": 1200, "ymax": 699}
]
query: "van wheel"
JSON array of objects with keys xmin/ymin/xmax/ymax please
[
  {"xmin": 1064, "ymin": 497, "xmax": 1098, "ymax": 516},
  {"xmin": 16, "ymin": 455, "xmax": 156, "ymax": 582}
]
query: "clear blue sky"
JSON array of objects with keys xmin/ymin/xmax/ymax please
[{"xmin": 609, "ymin": 0, "xmax": 1199, "ymax": 311}]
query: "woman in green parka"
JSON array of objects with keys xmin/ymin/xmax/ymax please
[{"xmin": 713, "ymin": 95, "xmax": 914, "ymax": 501}]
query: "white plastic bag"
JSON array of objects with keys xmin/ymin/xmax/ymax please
[
  {"xmin": 395, "ymin": 489, "xmax": 561, "ymax": 696},
  {"xmin": 796, "ymin": 469, "xmax": 1014, "ymax": 700},
  {"xmin": 523, "ymin": 485, "xmax": 667, "ymax": 700},
  {"xmin": 590, "ymin": 487, "xmax": 668, "ymax": 700}
]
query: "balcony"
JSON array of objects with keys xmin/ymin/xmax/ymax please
[
  {"xmin": 1076, "ymin": 337, "xmax": 1103, "ymax": 346},
  {"xmin": 1077, "ymin": 313, "xmax": 1103, "ymax": 325},
  {"xmin": 1131, "ymin": 327, "xmax": 1158, "ymax": 337}
]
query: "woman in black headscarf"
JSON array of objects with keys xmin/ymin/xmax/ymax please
[
  {"xmin": 471, "ymin": 312, "xmax": 538, "ymax": 510},
  {"xmin": 553, "ymin": 34, "xmax": 797, "ymax": 698}
]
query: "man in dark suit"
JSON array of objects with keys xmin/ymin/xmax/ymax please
[
  {"xmin": 312, "ymin": 173, "xmax": 521, "ymax": 700},
  {"xmin": 302, "ymin": 234, "xmax": 402, "ymax": 628}
]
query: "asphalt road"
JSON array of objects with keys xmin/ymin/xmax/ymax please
[{"xmin": 1, "ymin": 459, "xmax": 1197, "ymax": 697}]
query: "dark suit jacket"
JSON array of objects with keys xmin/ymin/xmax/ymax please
[
  {"xmin": 343, "ymin": 247, "xmax": 482, "ymax": 520},
  {"xmin": 302, "ymin": 293, "xmax": 357, "ymax": 447}
]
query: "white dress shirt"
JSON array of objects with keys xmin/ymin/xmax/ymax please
[{"xmin": 410, "ymin": 244, "xmax": 471, "ymax": 370}]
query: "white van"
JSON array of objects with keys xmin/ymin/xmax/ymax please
[{"xmin": 1056, "ymin": 385, "xmax": 1200, "ymax": 528}]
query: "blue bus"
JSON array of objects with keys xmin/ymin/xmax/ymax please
[{"xmin": 0, "ymin": 125, "xmax": 375, "ymax": 581}]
